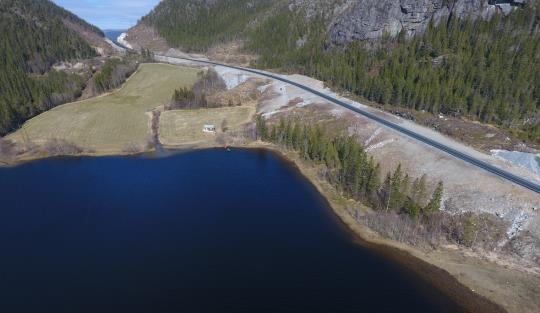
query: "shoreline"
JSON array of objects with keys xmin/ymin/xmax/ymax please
[
  {"xmin": 1, "ymin": 142, "xmax": 537, "ymax": 312},
  {"xmin": 0, "ymin": 141, "xmax": 223, "ymax": 168},
  {"xmin": 250, "ymin": 143, "xmax": 508, "ymax": 313},
  {"xmin": 242, "ymin": 142, "xmax": 539, "ymax": 313}
]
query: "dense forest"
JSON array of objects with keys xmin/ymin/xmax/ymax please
[
  {"xmin": 141, "ymin": 0, "xmax": 275, "ymax": 51},
  {"xmin": 0, "ymin": 0, "xmax": 102, "ymax": 135},
  {"xmin": 249, "ymin": 4, "xmax": 540, "ymax": 143},
  {"xmin": 143, "ymin": 0, "xmax": 540, "ymax": 143}
]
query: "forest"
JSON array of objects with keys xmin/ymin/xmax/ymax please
[
  {"xmin": 145, "ymin": 0, "xmax": 539, "ymax": 143},
  {"xmin": 0, "ymin": 0, "xmax": 102, "ymax": 136},
  {"xmin": 142, "ymin": 0, "xmax": 275, "ymax": 51},
  {"xmin": 167, "ymin": 69, "xmax": 227, "ymax": 109},
  {"xmin": 254, "ymin": 116, "xmax": 508, "ymax": 250},
  {"xmin": 92, "ymin": 58, "xmax": 139, "ymax": 94},
  {"xmin": 255, "ymin": 116, "xmax": 443, "ymax": 218},
  {"xmin": 249, "ymin": 5, "xmax": 540, "ymax": 143}
]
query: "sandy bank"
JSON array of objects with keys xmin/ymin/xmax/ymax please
[{"xmin": 249, "ymin": 142, "xmax": 538, "ymax": 313}]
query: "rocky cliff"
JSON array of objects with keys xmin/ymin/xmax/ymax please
[
  {"xmin": 297, "ymin": 0, "xmax": 499, "ymax": 45},
  {"xmin": 131, "ymin": 0, "xmax": 527, "ymax": 50}
]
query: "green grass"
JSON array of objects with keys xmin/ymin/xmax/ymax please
[{"xmin": 7, "ymin": 63, "xmax": 199, "ymax": 152}]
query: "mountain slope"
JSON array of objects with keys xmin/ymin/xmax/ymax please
[
  {"xmin": 131, "ymin": 0, "xmax": 539, "ymax": 144},
  {"xmin": 138, "ymin": 0, "xmax": 279, "ymax": 51},
  {"xmin": 0, "ymin": 0, "xmax": 107, "ymax": 135},
  {"xmin": 129, "ymin": 0, "xmax": 503, "ymax": 50}
]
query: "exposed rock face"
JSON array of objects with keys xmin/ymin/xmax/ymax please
[
  {"xmin": 327, "ymin": 0, "xmax": 497, "ymax": 45},
  {"xmin": 132, "ymin": 0, "xmax": 515, "ymax": 50}
]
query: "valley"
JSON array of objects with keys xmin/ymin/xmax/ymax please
[
  {"xmin": 1, "ymin": 1, "xmax": 539, "ymax": 313},
  {"xmin": 3, "ymin": 48, "xmax": 539, "ymax": 312}
]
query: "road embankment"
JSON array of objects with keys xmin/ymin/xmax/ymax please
[{"xmin": 252, "ymin": 142, "xmax": 538, "ymax": 313}]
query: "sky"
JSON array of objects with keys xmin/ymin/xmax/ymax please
[{"xmin": 52, "ymin": 0, "xmax": 161, "ymax": 30}]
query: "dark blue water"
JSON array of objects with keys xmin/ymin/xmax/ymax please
[{"xmin": 0, "ymin": 149, "xmax": 466, "ymax": 313}]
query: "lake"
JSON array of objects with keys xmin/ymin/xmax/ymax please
[{"xmin": 0, "ymin": 149, "xmax": 467, "ymax": 313}]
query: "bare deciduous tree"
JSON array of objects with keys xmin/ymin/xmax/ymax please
[
  {"xmin": 358, "ymin": 210, "xmax": 508, "ymax": 251},
  {"xmin": 0, "ymin": 138, "xmax": 15, "ymax": 158},
  {"xmin": 221, "ymin": 119, "xmax": 229, "ymax": 133},
  {"xmin": 150, "ymin": 110, "xmax": 161, "ymax": 147},
  {"xmin": 43, "ymin": 138, "xmax": 82, "ymax": 156},
  {"xmin": 192, "ymin": 68, "xmax": 227, "ymax": 96}
]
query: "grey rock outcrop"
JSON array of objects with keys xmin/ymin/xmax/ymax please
[{"xmin": 326, "ymin": 0, "xmax": 497, "ymax": 45}]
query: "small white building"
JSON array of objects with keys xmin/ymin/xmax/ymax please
[{"xmin": 203, "ymin": 124, "xmax": 216, "ymax": 133}]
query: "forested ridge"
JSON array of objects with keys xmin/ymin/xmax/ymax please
[
  {"xmin": 0, "ymin": 0, "xmax": 102, "ymax": 135},
  {"xmin": 142, "ymin": 0, "xmax": 540, "ymax": 143},
  {"xmin": 141, "ymin": 0, "xmax": 277, "ymax": 51},
  {"xmin": 249, "ymin": 3, "xmax": 540, "ymax": 143}
]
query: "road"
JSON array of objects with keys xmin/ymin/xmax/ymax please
[{"xmin": 156, "ymin": 54, "xmax": 540, "ymax": 195}]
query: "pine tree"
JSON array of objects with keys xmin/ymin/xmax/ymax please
[
  {"xmin": 424, "ymin": 181, "xmax": 444, "ymax": 215},
  {"xmin": 410, "ymin": 175, "xmax": 422, "ymax": 204},
  {"xmin": 366, "ymin": 161, "xmax": 380, "ymax": 206},
  {"xmin": 380, "ymin": 172, "xmax": 392, "ymax": 211},
  {"xmin": 405, "ymin": 198, "xmax": 422, "ymax": 218},
  {"xmin": 255, "ymin": 115, "xmax": 267, "ymax": 140},
  {"xmin": 389, "ymin": 164, "xmax": 404, "ymax": 211}
]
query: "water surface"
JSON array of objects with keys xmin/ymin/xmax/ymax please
[{"xmin": 0, "ymin": 149, "xmax": 466, "ymax": 313}]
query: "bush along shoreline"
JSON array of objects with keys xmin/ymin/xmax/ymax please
[{"xmin": 255, "ymin": 115, "xmax": 510, "ymax": 252}]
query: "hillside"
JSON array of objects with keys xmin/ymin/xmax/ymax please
[
  {"xmin": 136, "ymin": 0, "xmax": 277, "ymax": 51},
  {"xmin": 0, "ymin": 0, "xmax": 115, "ymax": 136},
  {"xmin": 129, "ymin": 0, "xmax": 540, "ymax": 144},
  {"xmin": 132, "ymin": 0, "xmax": 502, "ymax": 49}
]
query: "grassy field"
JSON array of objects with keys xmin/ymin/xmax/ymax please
[
  {"xmin": 6, "ymin": 63, "xmax": 200, "ymax": 152},
  {"xmin": 160, "ymin": 106, "xmax": 255, "ymax": 146}
]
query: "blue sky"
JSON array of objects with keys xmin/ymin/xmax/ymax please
[{"xmin": 53, "ymin": 0, "xmax": 161, "ymax": 30}]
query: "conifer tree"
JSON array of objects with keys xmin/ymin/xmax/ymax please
[
  {"xmin": 389, "ymin": 164, "xmax": 404, "ymax": 211},
  {"xmin": 411, "ymin": 174, "xmax": 428, "ymax": 206},
  {"xmin": 424, "ymin": 181, "xmax": 444, "ymax": 215},
  {"xmin": 255, "ymin": 115, "xmax": 267, "ymax": 140}
]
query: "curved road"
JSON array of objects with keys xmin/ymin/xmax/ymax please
[{"xmin": 157, "ymin": 54, "xmax": 540, "ymax": 195}]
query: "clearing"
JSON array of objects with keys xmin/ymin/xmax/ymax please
[
  {"xmin": 160, "ymin": 106, "xmax": 254, "ymax": 146},
  {"xmin": 6, "ymin": 63, "xmax": 199, "ymax": 152}
]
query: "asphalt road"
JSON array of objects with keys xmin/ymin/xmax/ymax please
[{"xmin": 157, "ymin": 54, "xmax": 540, "ymax": 195}]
